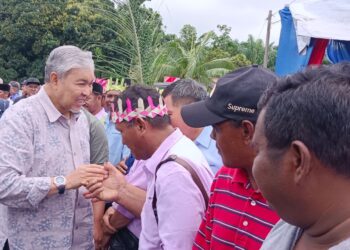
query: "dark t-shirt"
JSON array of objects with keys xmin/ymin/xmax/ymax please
[
  {"xmin": 82, "ymin": 109, "xmax": 109, "ymax": 164},
  {"xmin": 0, "ymin": 99, "xmax": 10, "ymax": 118}
]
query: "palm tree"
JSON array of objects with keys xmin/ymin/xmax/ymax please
[
  {"xmin": 239, "ymin": 34, "xmax": 276, "ymax": 69},
  {"xmin": 150, "ymin": 31, "xmax": 234, "ymax": 86},
  {"xmin": 87, "ymin": 0, "xmax": 164, "ymax": 84},
  {"xmin": 87, "ymin": 3, "xmax": 238, "ymax": 86}
]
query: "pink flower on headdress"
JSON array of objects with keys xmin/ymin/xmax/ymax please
[
  {"xmin": 126, "ymin": 98, "xmax": 133, "ymax": 113},
  {"xmin": 147, "ymin": 96, "xmax": 155, "ymax": 109},
  {"xmin": 95, "ymin": 78, "xmax": 108, "ymax": 89},
  {"xmin": 112, "ymin": 96, "xmax": 168, "ymax": 124}
]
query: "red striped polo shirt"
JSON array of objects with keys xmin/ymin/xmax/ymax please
[{"xmin": 193, "ymin": 167, "xmax": 279, "ymax": 250}]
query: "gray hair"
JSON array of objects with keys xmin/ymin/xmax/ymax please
[
  {"xmin": 170, "ymin": 79, "xmax": 208, "ymax": 106},
  {"xmin": 9, "ymin": 81, "xmax": 20, "ymax": 88},
  {"xmin": 44, "ymin": 45, "xmax": 94, "ymax": 83}
]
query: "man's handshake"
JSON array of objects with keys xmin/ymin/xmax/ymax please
[{"xmin": 83, "ymin": 162, "xmax": 128, "ymax": 203}]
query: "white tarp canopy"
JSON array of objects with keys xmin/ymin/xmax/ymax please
[{"xmin": 289, "ymin": 0, "xmax": 350, "ymax": 52}]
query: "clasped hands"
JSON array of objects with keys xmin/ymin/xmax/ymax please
[{"xmin": 82, "ymin": 162, "xmax": 127, "ymax": 203}]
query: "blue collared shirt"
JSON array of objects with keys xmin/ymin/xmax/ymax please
[
  {"xmin": 105, "ymin": 116, "xmax": 130, "ymax": 165},
  {"xmin": 194, "ymin": 126, "xmax": 223, "ymax": 174},
  {"xmin": 10, "ymin": 92, "xmax": 21, "ymax": 101}
]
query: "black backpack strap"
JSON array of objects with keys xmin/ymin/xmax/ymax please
[{"xmin": 152, "ymin": 155, "xmax": 209, "ymax": 224}]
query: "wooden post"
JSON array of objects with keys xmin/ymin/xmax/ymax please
[{"xmin": 263, "ymin": 10, "xmax": 272, "ymax": 68}]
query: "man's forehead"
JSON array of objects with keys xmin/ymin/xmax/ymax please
[
  {"xmin": 163, "ymin": 95, "xmax": 175, "ymax": 107},
  {"xmin": 213, "ymin": 119, "xmax": 230, "ymax": 128},
  {"xmin": 106, "ymin": 90, "xmax": 120, "ymax": 96},
  {"xmin": 115, "ymin": 121, "xmax": 127, "ymax": 129}
]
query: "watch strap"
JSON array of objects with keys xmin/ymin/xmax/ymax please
[
  {"xmin": 54, "ymin": 176, "xmax": 66, "ymax": 195},
  {"xmin": 57, "ymin": 186, "xmax": 65, "ymax": 194}
]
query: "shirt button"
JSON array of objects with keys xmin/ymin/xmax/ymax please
[
  {"xmin": 75, "ymin": 226, "xmax": 79, "ymax": 230},
  {"xmin": 243, "ymin": 221, "xmax": 249, "ymax": 227},
  {"xmin": 251, "ymin": 200, "xmax": 256, "ymax": 206}
]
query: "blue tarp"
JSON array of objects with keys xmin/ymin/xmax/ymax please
[
  {"xmin": 327, "ymin": 40, "xmax": 350, "ymax": 63},
  {"xmin": 275, "ymin": 7, "xmax": 314, "ymax": 76}
]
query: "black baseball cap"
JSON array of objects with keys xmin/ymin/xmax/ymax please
[{"xmin": 181, "ymin": 65, "xmax": 278, "ymax": 128}]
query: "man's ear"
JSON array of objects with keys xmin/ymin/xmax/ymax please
[
  {"xmin": 134, "ymin": 117, "xmax": 147, "ymax": 134},
  {"xmin": 290, "ymin": 140, "xmax": 312, "ymax": 184},
  {"xmin": 50, "ymin": 72, "xmax": 59, "ymax": 88},
  {"xmin": 241, "ymin": 120, "xmax": 255, "ymax": 145}
]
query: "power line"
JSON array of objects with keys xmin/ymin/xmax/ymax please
[{"xmin": 257, "ymin": 19, "xmax": 268, "ymax": 40}]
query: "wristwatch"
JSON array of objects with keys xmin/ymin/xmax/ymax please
[{"xmin": 53, "ymin": 176, "xmax": 66, "ymax": 194}]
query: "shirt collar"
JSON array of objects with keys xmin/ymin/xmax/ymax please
[
  {"xmin": 195, "ymin": 126, "xmax": 212, "ymax": 148},
  {"xmin": 105, "ymin": 111, "xmax": 112, "ymax": 125},
  {"xmin": 232, "ymin": 168, "xmax": 264, "ymax": 197},
  {"xmin": 38, "ymin": 88, "xmax": 81, "ymax": 123},
  {"xmin": 231, "ymin": 168, "xmax": 250, "ymax": 185},
  {"xmin": 95, "ymin": 108, "xmax": 107, "ymax": 120},
  {"xmin": 144, "ymin": 128, "xmax": 183, "ymax": 175}
]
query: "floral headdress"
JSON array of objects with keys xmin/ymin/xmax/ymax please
[
  {"xmin": 95, "ymin": 78, "xmax": 108, "ymax": 90},
  {"xmin": 111, "ymin": 96, "xmax": 168, "ymax": 123},
  {"xmin": 106, "ymin": 78, "xmax": 127, "ymax": 92}
]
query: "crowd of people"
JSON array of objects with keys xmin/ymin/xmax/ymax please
[
  {"xmin": 0, "ymin": 77, "xmax": 41, "ymax": 117},
  {"xmin": 0, "ymin": 45, "xmax": 350, "ymax": 250}
]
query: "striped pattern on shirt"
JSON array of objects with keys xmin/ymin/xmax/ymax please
[{"xmin": 193, "ymin": 167, "xmax": 279, "ymax": 250}]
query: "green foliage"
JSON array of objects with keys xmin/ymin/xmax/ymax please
[
  {"xmin": 212, "ymin": 25, "xmax": 240, "ymax": 56},
  {"xmin": 239, "ymin": 35, "xmax": 265, "ymax": 65},
  {"xmin": 88, "ymin": 0, "xmax": 164, "ymax": 84},
  {"xmin": 148, "ymin": 23, "xmax": 280, "ymax": 86},
  {"xmin": 238, "ymin": 34, "xmax": 277, "ymax": 69},
  {"xmin": 267, "ymin": 45, "xmax": 278, "ymax": 70},
  {"xmin": 151, "ymin": 29, "xmax": 234, "ymax": 86},
  {"xmin": 179, "ymin": 24, "xmax": 197, "ymax": 51},
  {"xmin": 231, "ymin": 54, "xmax": 252, "ymax": 69},
  {"xmin": 150, "ymin": 24, "xmax": 278, "ymax": 86},
  {"xmin": 0, "ymin": 0, "xmax": 117, "ymax": 82},
  {"xmin": 0, "ymin": 1, "xmax": 278, "ymax": 85}
]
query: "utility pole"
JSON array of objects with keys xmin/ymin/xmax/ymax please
[{"xmin": 263, "ymin": 10, "xmax": 272, "ymax": 68}]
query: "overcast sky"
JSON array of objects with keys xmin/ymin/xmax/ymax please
[{"xmin": 145, "ymin": 0, "xmax": 292, "ymax": 45}]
